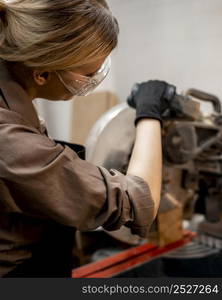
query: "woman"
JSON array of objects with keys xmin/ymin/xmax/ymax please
[{"xmin": 0, "ymin": 0, "xmax": 170, "ymax": 277}]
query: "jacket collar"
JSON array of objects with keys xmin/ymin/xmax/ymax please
[{"xmin": 0, "ymin": 60, "xmax": 41, "ymax": 131}]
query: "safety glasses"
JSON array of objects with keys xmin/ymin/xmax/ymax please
[{"xmin": 56, "ymin": 56, "xmax": 111, "ymax": 96}]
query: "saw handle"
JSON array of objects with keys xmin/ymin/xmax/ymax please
[{"xmin": 185, "ymin": 88, "xmax": 221, "ymax": 114}]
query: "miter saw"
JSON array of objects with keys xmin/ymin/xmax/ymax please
[{"xmin": 85, "ymin": 85, "xmax": 222, "ymax": 261}]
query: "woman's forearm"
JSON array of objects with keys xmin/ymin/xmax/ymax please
[{"xmin": 127, "ymin": 119, "xmax": 162, "ymax": 216}]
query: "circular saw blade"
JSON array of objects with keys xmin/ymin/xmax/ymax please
[
  {"xmin": 85, "ymin": 103, "xmax": 144, "ymax": 245},
  {"xmin": 86, "ymin": 103, "xmax": 135, "ymax": 170}
]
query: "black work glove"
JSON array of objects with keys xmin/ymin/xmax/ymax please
[{"xmin": 127, "ymin": 80, "xmax": 176, "ymax": 125}]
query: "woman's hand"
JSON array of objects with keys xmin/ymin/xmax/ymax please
[{"xmin": 127, "ymin": 80, "xmax": 175, "ymax": 125}]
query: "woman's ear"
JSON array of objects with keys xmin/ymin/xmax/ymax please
[{"xmin": 33, "ymin": 70, "xmax": 51, "ymax": 86}]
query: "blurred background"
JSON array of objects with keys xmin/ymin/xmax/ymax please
[{"xmin": 35, "ymin": 0, "xmax": 222, "ymax": 142}]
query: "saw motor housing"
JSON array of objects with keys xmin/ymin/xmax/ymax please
[{"xmin": 85, "ymin": 88, "xmax": 222, "ymax": 247}]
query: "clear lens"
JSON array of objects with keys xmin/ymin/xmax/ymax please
[{"xmin": 56, "ymin": 56, "xmax": 111, "ymax": 96}]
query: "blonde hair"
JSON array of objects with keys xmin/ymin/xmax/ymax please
[{"xmin": 0, "ymin": 0, "xmax": 119, "ymax": 70}]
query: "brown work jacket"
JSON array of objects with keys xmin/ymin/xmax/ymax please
[{"xmin": 0, "ymin": 61, "xmax": 155, "ymax": 277}]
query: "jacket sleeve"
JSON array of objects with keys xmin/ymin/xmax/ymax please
[{"xmin": 0, "ymin": 124, "xmax": 155, "ymax": 238}]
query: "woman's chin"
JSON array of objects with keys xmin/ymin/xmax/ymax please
[
  {"xmin": 47, "ymin": 93, "xmax": 74, "ymax": 101},
  {"xmin": 40, "ymin": 91, "xmax": 75, "ymax": 101},
  {"xmin": 61, "ymin": 93, "xmax": 76, "ymax": 101}
]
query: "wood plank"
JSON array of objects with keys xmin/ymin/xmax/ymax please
[{"xmin": 70, "ymin": 91, "xmax": 119, "ymax": 145}]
